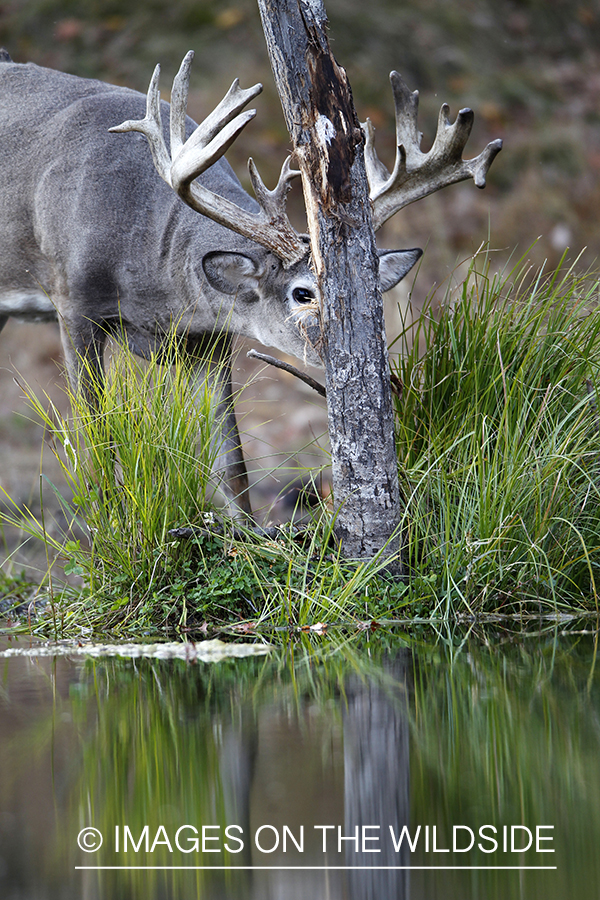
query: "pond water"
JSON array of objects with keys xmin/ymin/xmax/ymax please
[{"xmin": 0, "ymin": 623, "xmax": 598, "ymax": 899}]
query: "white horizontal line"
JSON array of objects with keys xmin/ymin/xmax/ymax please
[{"xmin": 75, "ymin": 865, "xmax": 557, "ymax": 871}]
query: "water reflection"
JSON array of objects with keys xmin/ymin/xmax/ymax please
[{"xmin": 0, "ymin": 626, "xmax": 598, "ymax": 898}]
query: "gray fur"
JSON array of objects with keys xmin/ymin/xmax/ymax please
[{"xmin": 0, "ymin": 58, "xmax": 421, "ymax": 516}]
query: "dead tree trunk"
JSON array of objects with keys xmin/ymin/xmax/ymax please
[
  {"xmin": 257, "ymin": 0, "xmax": 403, "ymax": 566},
  {"xmin": 111, "ymin": 2, "xmax": 501, "ymax": 565}
]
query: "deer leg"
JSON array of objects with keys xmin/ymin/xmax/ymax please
[
  {"xmin": 211, "ymin": 365, "xmax": 252, "ymax": 519},
  {"xmin": 186, "ymin": 335, "xmax": 252, "ymax": 521},
  {"xmin": 57, "ymin": 314, "xmax": 107, "ymax": 405},
  {"xmin": 0, "ymin": 315, "xmax": 7, "ymax": 334},
  {"xmin": 55, "ymin": 313, "xmax": 117, "ymax": 523}
]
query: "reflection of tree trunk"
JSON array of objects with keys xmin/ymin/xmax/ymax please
[
  {"xmin": 220, "ymin": 715, "xmax": 257, "ymax": 869},
  {"xmin": 343, "ymin": 654, "xmax": 411, "ymax": 900}
]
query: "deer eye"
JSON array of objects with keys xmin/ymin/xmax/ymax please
[{"xmin": 292, "ymin": 287, "xmax": 315, "ymax": 304}]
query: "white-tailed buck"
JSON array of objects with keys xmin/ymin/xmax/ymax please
[{"xmin": 0, "ymin": 50, "xmax": 500, "ymax": 517}]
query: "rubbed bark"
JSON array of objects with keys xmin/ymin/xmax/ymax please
[{"xmin": 257, "ymin": 0, "xmax": 403, "ymax": 567}]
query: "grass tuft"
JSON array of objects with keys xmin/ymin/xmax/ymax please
[{"xmin": 394, "ymin": 249, "xmax": 600, "ymax": 613}]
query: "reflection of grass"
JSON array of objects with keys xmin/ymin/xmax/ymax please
[
  {"xmin": 3, "ymin": 626, "xmax": 598, "ymax": 896},
  {"xmin": 56, "ymin": 631, "xmax": 600, "ymax": 898},
  {"xmin": 73, "ymin": 659, "xmax": 256, "ymax": 895},
  {"xmin": 69, "ymin": 649, "xmax": 345, "ymax": 897},
  {"xmin": 410, "ymin": 632, "xmax": 600, "ymax": 896}
]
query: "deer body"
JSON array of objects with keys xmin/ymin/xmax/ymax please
[
  {"xmin": 0, "ymin": 59, "xmax": 326, "ymax": 515},
  {"xmin": 0, "ymin": 61, "xmax": 318, "ymax": 356},
  {"xmin": 0, "ymin": 51, "xmax": 499, "ymax": 517}
]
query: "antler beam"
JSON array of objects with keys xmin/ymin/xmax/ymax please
[
  {"xmin": 364, "ymin": 71, "xmax": 503, "ymax": 231},
  {"xmin": 110, "ymin": 51, "xmax": 308, "ymax": 267}
]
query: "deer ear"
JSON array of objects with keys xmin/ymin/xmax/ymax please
[
  {"xmin": 378, "ymin": 248, "xmax": 422, "ymax": 292},
  {"xmin": 202, "ymin": 251, "xmax": 264, "ymax": 295}
]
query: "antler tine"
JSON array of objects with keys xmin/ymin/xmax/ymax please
[
  {"xmin": 365, "ymin": 70, "xmax": 503, "ymax": 231},
  {"xmin": 109, "ymin": 64, "xmax": 172, "ymax": 183},
  {"xmin": 170, "ymin": 72, "xmax": 264, "ymax": 191},
  {"xmin": 248, "ymin": 155, "xmax": 301, "ymax": 220},
  {"xmin": 169, "ymin": 50, "xmax": 194, "ymax": 160},
  {"xmin": 431, "ymin": 103, "xmax": 474, "ymax": 163},
  {"xmin": 390, "ymin": 71, "xmax": 423, "ymax": 167},
  {"xmin": 111, "ymin": 53, "xmax": 308, "ymax": 267},
  {"xmin": 170, "ymin": 105, "xmax": 258, "ymax": 192},
  {"xmin": 363, "ymin": 117, "xmax": 393, "ymax": 196}
]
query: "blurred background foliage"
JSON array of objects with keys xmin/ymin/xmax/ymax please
[{"xmin": 1, "ymin": 0, "xmax": 600, "ymax": 292}]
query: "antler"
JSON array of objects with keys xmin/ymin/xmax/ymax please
[
  {"xmin": 364, "ymin": 71, "xmax": 503, "ymax": 231},
  {"xmin": 110, "ymin": 51, "xmax": 307, "ymax": 267}
]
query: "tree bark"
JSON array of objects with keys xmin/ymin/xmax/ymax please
[{"xmin": 257, "ymin": 0, "xmax": 403, "ymax": 567}]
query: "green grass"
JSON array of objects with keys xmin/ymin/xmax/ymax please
[
  {"xmin": 2, "ymin": 251, "xmax": 600, "ymax": 637},
  {"xmin": 0, "ymin": 337, "xmax": 401, "ymax": 635},
  {"xmin": 395, "ymin": 249, "xmax": 600, "ymax": 615}
]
